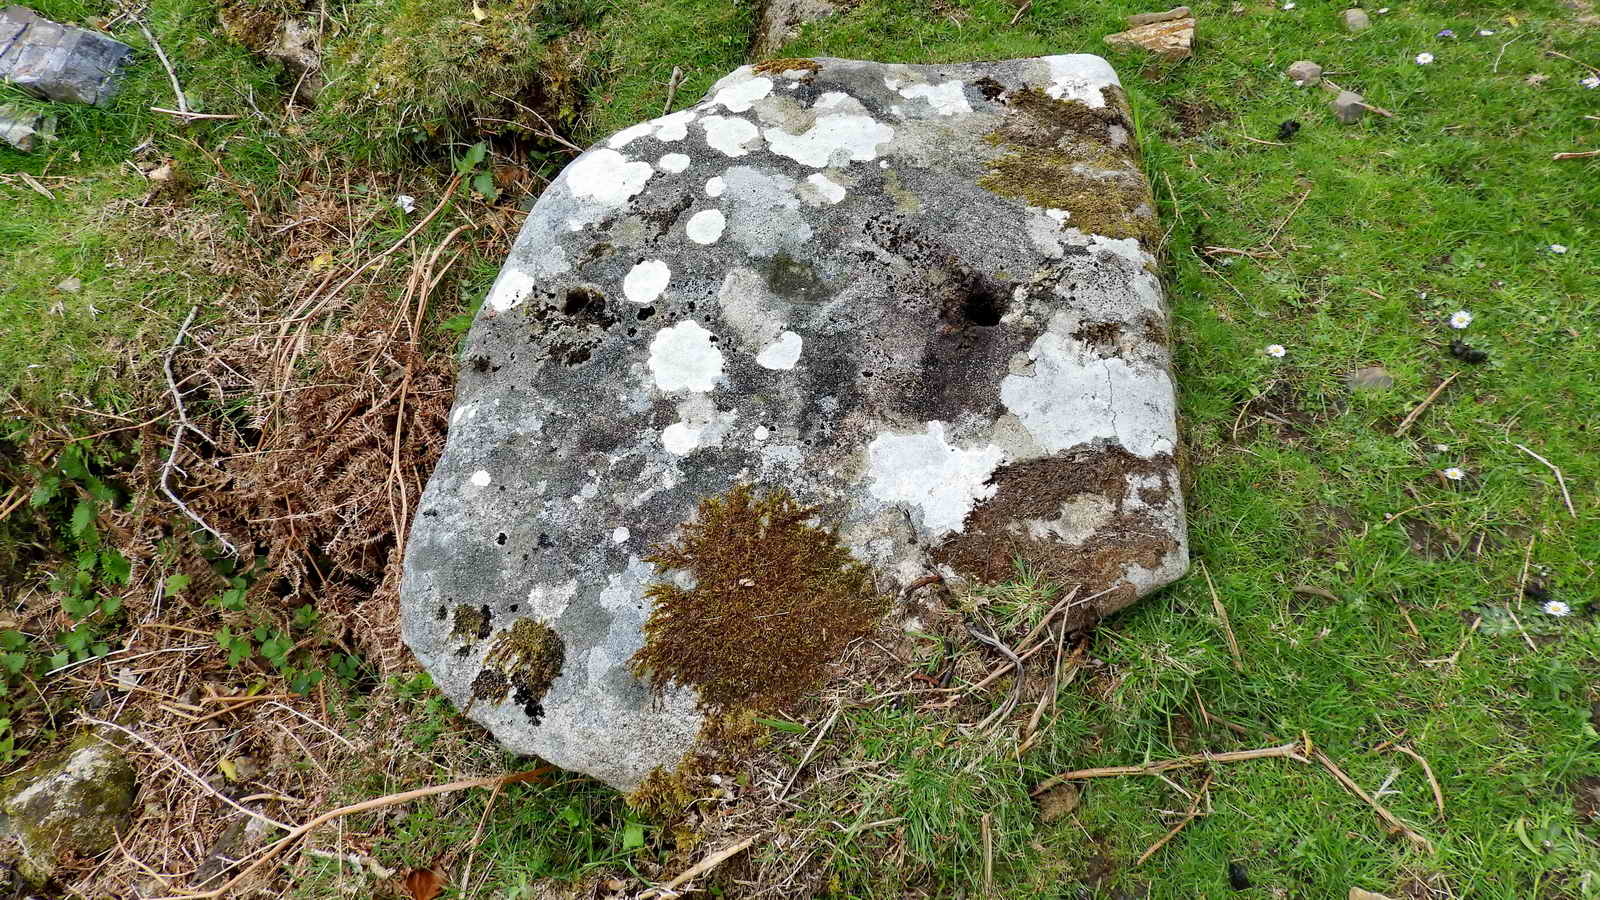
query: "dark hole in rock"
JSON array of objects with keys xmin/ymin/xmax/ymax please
[
  {"xmin": 637, "ymin": 305, "xmax": 655, "ymax": 320},
  {"xmin": 563, "ymin": 286, "xmax": 603, "ymax": 316},
  {"xmin": 496, "ymin": 532, "xmax": 507, "ymax": 546}
]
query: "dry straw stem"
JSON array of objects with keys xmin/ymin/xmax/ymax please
[
  {"xmin": 1199, "ymin": 562, "xmax": 1242, "ymax": 671},
  {"xmin": 1513, "ymin": 444, "xmax": 1576, "ymax": 518},
  {"xmin": 1388, "ymin": 744, "xmax": 1445, "ymax": 818},
  {"xmin": 1393, "ymin": 372, "xmax": 1458, "ymax": 436},
  {"xmin": 981, "ymin": 812, "xmax": 994, "ymax": 895},
  {"xmin": 150, "ymin": 767, "xmax": 553, "ymax": 899},
  {"xmin": 1135, "ymin": 774, "xmax": 1213, "ymax": 866},
  {"xmin": 1313, "ymin": 750, "xmax": 1433, "ymax": 851},
  {"xmin": 640, "ymin": 836, "xmax": 757, "ymax": 899},
  {"xmin": 1031, "ymin": 741, "xmax": 1307, "ymax": 796},
  {"xmin": 1552, "ymin": 149, "xmax": 1600, "ymax": 160}
]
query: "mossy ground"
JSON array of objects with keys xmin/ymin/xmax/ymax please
[{"xmin": 3, "ymin": 0, "xmax": 1599, "ymax": 896}]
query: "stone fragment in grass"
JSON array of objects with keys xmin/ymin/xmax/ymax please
[
  {"xmin": 1349, "ymin": 890, "xmax": 1398, "ymax": 900},
  {"xmin": 1126, "ymin": 6, "xmax": 1191, "ymax": 26},
  {"xmin": 1343, "ymin": 8, "xmax": 1371, "ymax": 31},
  {"xmin": 1285, "ymin": 60, "xmax": 1323, "ymax": 86},
  {"xmin": 753, "ymin": 0, "xmax": 842, "ymax": 57},
  {"xmin": 0, "ymin": 100, "xmax": 52, "ymax": 150},
  {"xmin": 402, "ymin": 55, "xmax": 1188, "ymax": 791},
  {"xmin": 0, "ymin": 734, "xmax": 137, "ymax": 884},
  {"xmin": 0, "ymin": 6, "xmax": 133, "ymax": 106},
  {"xmin": 1104, "ymin": 18, "xmax": 1196, "ymax": 61},
  {"xmin": 1345, "ymin": 366, "xmax": 1394, "ymax": 391},
  {"xmin": 1332, "ymin": 90, "xmax": 1366, "ymax": 123}
]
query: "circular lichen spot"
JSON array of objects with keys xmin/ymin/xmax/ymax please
[{"xmin": 629, "ymin": 485, "xmax": 884, "ymax": 711}]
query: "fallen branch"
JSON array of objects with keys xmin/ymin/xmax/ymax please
[
  {"xmin": 160, "ymin": 307, "xmax": 238, "ymax": 555},
  {"xmin": 129, "ymin": 13, "xmax": 187, "ymax": 116},
  {"xmin": 663, "ymin": 65, "xmax": 686, "ymax": 114},
  {"xmin": 151, "ymin": 766, "xmax": 554, "ymax": 899},
  {"xmin": 1313, "ymin": 750, "xmax": 1432, "ymax": 851},
  {"xmin": 1393, "ymin": 372, "xmax": 1458, "ymax": 436},
  {"xmin": 1389, "ymin": 744, "xmax": 1444, "ymax": 818},
  {"xmin": 1553, "ymin": 149, "xmax": 1600, "ymax": 160},
  {"xmin": 1514, "ymin": 443, "xmax": 1576, "ymax": 518},
  {"xmin": 640, "ymin": 836, "xmax": 756, "ymax": 899},
  {"xmin": 1032, "ymin": 741, "xmax": 1305, "ymax": 796},
  {"xmin": 1136, "ymin": 774, "xmax": 1212, "ymax": 865},
  {"xmin": 151, "ymin": 107, "xmax": 240, "ymax": 120}
]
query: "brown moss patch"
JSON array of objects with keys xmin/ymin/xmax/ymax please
[
  {"xmin": 987, "ymin": 87, "xmax": 1133, "ymax": 150},
  {"xmin": 630, "ymin": 485, "xmax": 883, "ymax": 711},
  {"xmin": 934, "ymin": 447, "xmax": 1179, "ymax": 624},
  {"xmin": 450, "ymin": 603, "xmax": 490, "ymax": 643},
  {"xmin": 979, "ymin": 154, "xmax": 1157, "ymax": 242},
  {"xmin": 753, "ymin": 57, "xmax": 821, "ymax": 76},
  {"xmin": 627, "ymin": 708, "xmax": 766, "ymax": 818},
  {"xmin": 471, "ymin": 618, "xmax": 565, "ymax": 722}
]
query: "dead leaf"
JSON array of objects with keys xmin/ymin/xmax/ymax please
[
  {"xmin": 310, "ymin": 251, "xmax": 335, "ymax": 272},
  {"xmin": 1350, "ymin": 889, "xmax": 1398, "ymax": 900},
  {"xmin": 403, "ymin": 867, "xmax": 445, "ymax": 900},
  {"xmin": 1035, "ymin": 782, "xmax": 1080, "ymax": 823}
]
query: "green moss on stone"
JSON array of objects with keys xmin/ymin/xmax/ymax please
[
  {"xmin": 1, "ymin": 734, "xmax": 137, "ymax": 884},
  {"xmin": 626, "ymin": 708, "xmax": 767, "ymax": 819},
  {"xmin": 451, "ymin": 603, "xmax": 488, "ymax": 644},
  {"xmin": 471, "ymin": 617, "xmax": 565, "ymax": 716},
  {"xmin": 630, "ymin": 485, "xmax": 883, "ymax": 712},
  {"xmin": 978, "ymin": 152, "xmax": 1158, "ymax": 243}
]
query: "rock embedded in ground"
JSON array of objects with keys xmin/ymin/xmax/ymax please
[
  {"xmin": 1126, "ymin": 6, "xmax": 1191, "ymax": 26},
  {"xmin": 0, "ymin": 6, "xmax": 134, "ymax": 106},
  {"xmin": 402, "ymin": 55, "xmax": 1189, "ymax": 791},
  {"xmin": 1345, "ymin": 365, "xmax": 1393, "ymax": 391},
  {"xmin": 1332, "ymin": 90, "xmax": 1366, "ymax": 123},
  {"xmin": 1343, "ymin": 7, "xmax": 1371, "ymax": 31},
  {"xmin": 0, "ymin": 735, "xmax": 137, "ymax": 884},
  {"xmin": 1104, "ymin": 18, "xmax": 1196, "ymax": 61},
  {"xmin": 0, "ymin": 100, "xmax": 52, "ymax": 150},
  {"xmin": 1285, "ymin": 60, "xmax": 1322, "ymax": 86},
  {"xmin": 753, "ymin": 0, "xmax": 842, "ymax": 57}
]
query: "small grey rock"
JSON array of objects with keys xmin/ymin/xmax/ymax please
[
  {"xmin": 55, "ymin": 276, "xmax": 82, "ymax": 293},
  {"xmin": 1285, "ymin": 60, "xmax": 1322, "ymax": 86},
  {"xmin": 1126, "ymin": 6, "xmax": 1191, "ymax": 26},
  {"xmin": 1331, "ymin": 90, "xmax": 1366, "ymax": 123},
  {"xmin": 1343, "ymin": 7, "xmax": 1371, "ymax": 31},
  {"xmin": 1345, "ymin": 366, "xmax": 1394, "ymax": 391},
  {"xmin": 0, "ymin": 6, "xmax": 134, "ymax": 106},
  {"xmin": 0, "ymin": 101, "xmax": 52, "ymax": 151},
  {"xmin": 0, "ymin": 736, "xmax": 137, "ymax": 884},
  {"xmin": 752, "ymin": 0, "xmax": 841, "ymax": 57}
]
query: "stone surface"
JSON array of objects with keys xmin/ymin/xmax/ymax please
[
  {"xmin": 0, "ymin": 100, "xmax": 51, "ymax": 150},
  {"xmin": 401, "ymin": 55, "xmax": 1188, "ymax": 791},
  {"xmin": 1103, "ymin": 19, "xmax": 1195, "ymax": 61},
  {"xmin": 1126, "ymin": 6, "xmax": 1191, "ymax": 26},
  {"xmin": 1345, "ymin": 366, "xmax": 1393, "ymax": 391},
  {"xmin": 1343, "ymin": 7, "xmax": 1371, "ymax": 31},
  {"xmin": 0, "ymin": 736, "xmax": 136, "ymax": 883},
  {"xmin": 1285, "ymin": 60, "xmax": 1322, "ymax": 86},
  {"xmin": 0, "ymin": 6, "xmax": 133, "ymax": 106},
  {"xmin": 752, "ymin": 0, "xmax": 842, "ymax": 57},
  {"xmin": 1332, "ymin": 90, "xmax": 1366, "ymax": 123}
]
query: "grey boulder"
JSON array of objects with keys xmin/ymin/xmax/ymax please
[
  {"xmin": 0, "ymin": 5, "xmax": 133, "ymax": 106},
  {"xmin": 0, "ymin": 736, "xmax": 137, "ymax": 884},
  {"xmin": 402, "ymin": 55, "xmax": 1189, "ymax": 791}
]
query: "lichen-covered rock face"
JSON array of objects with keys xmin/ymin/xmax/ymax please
[
  {"xmin": 401, "ymin": 55, "xmax": 1189, "ymax": 791},
  {"xmin": 1, "ymin": 736, "xmax": 137, "ymax": 884}
]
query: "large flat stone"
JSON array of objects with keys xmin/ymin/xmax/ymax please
[
  {"xmin": 401, "ymin": 55, "xmax": 1188, "ymax": 791},
  {"xmin": 0, "ymin": 6, "xmax": 133, "ymax": 106}
]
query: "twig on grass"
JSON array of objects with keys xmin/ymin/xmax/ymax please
[
  {"xmin": 981, "ymin": 812, "xmax": 994, "ymax": 895},
  {"xmin": 161, "ymin": 307, "xmax": 238, "ymax": 555},
  {"xmin": 1393, "ymin": 372, "xmax": 1458, "ymax": 436},
  {"xmin": 130, "ymin": 13, "xmax": 187, "ymax": 116},
  {"xmin": 1031, "ymin": 741, "xmax": 1306, "ymax": 796},
  {"xmin": 640, "ymin": 836, "xmax": 757, "ymax": 899},
  {"xmin": 151, "ymin": 108, "xmax": 240, "ymax": 120},
  {"xmin": 1136, "ymin": 774, "xmax": 1212, "ymax": 865},
  {"xmin": 1553, "ymin": 149, "xmax": 1600, "ymax": 160},
  {"xmin": 779, "ymin": 705, "xmax": 842, "ymax": 800},
  {"xmin": 1493, "ymin": 34, "xmax": 1526, "ymax": 73},
  {"xmin": 1514, "ymin": 444, "xmax": 1576, "ymax": 518},
  {"xmin": 1199, "ymin": 562, "xmax": 1242, "ymax": 671},
  {"xmin": 1313, "ymin": 750, "xmax": 1433, "ymax": 851},
  {"xmin": 1546, "ymin": 49, "xmax": 1600, "ymax": 76},
  {"xmin": 1263, "ymin": 186, "xmax": 1312, "ymax": 249},
  {"xmin": 1422, "ymin": 616, "xmax": 1481, "ymax": 667},
  {"xmin": 1389, "ymin": 744, "xmax": 1445, "ymax": 818},
  {"xmin": 663, "ymin": 66, "xmax": 686, "ymax": 114},
  {"xmin": 1007, "ymin": 0, "xmax": 1032, "ymax": 26}
]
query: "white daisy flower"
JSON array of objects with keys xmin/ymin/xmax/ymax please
[
  {"xmin": 1282, "ymin": 1, "xmax": 1295, "ymax": 8},
  {"xmin": 1478, "ymin": 29, "xmax": 1495, "ymax": 35},
  {"xmin": 1433, "ymin": 444, "xmax": 1449, "ymax": 453},
  {"xmin": 1265, "ymin": 344, "xmax": 1287, "ymax": 358},
  {"xmin": 1550, "ymin": 244, "xmax": 1568, "ymax": 254},
  {"xmin": 1449, "ymin": 310, "xmax": 1473, "ymax": 329},
  {"xmin": 1416, "ymin": 52, "xmax": 1435, "ymax": 65},
  {"xmin": 396, "ymin": 194, "xmax": 417, "ymax": 213},
  {"xmin": 1542, "ymin": 600, "xmax": 1571, "ymax": 617},
  {"xmin": 1582, "ymin": 75, "xmax": 1600, "ymax": 89},
  {"xmin": 1442, "ymin": 467, "xmax": 1466, "ymax": 481}
]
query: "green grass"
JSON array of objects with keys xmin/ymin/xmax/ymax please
[{"xmin": 4, "ymin": 0, "xmax": 1598, "ymax": 895}]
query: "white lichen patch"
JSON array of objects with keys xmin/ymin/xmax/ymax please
[
  {"xmin": 686, "ymin": 209, "xmax": 727, "ymax": 245},
  {"xmin": 623, "ymin": 260, "xmax": 671, "ymax": 305},
  {"xmin": 1043, "ymin": 54, "xmax": 1121, "ymax": 108},
  {"xmin": 608, "ymin": 121, "xmax": 656, "ymax": 149},
  {"xmin": 1019, "ymin": 494, "xmax": 1116, "ymax": 544},
  {"xmin": 712, "ymin": 75, "xmax": 774, "ymax": 112},
  {"xmin": 804, "ymin": 172, "xmax": 847, "ymax": 205},
  {"xmin": 647, "ymin": 320, "xmax": 724, "ymax": 392},
  {"xmin": 765, "ymin": 113, "xmax": 896, "ymax": 168},
  {"xmin": 705, "ymin": 176, "xmax": 726, "ymax": 197},
  {"xmin": 566, "ymin": 149, "xmax": 654, "ymax": 207},
  {"xmin": 612, "ymin": 527, "xmax": 631, "ymax": 544},
  {"xmin": 865, "ymin": 422, "xmax": 1006, "ymax": 536},
  {"xmin": 653, "ymin": 109, "xmax": 696, "ymax": 141},
  {"xmin": 893, "ymin": 79, "xmax": 972, "ymax": 116},
  {"xmin": 755, "ymin": 330, "xmax": 803, "ymax": 370},
  {"xmin": 487, "ymin": 269, "xmax": 535, "ymax": 312},
  {"xmin": 658, "ymin": 153, "xmax": 691, "ymax": 173},
  {"xmin": 469, "ymin": 470, "xmax": 492, "ymax": 487},
  {"xmin": 661, "ymin": 422, "xmax": 702, "ymax": 455},
  {"xmin": 999, "ymin": 331, "xmax": 1177, "ymax": 457},
  {"xmin": 702, "ymin": 115, "xmax": 763, "ymax": 157}
]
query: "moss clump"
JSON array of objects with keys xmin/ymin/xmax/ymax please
[
  {"xmin": 1, "ymin": 735, "xmax": 137, "ymax": 884},
  {"xmin": 630, "ymin": 485, "xmax": 882, "ymax": 711},
  {"xmin": 753, "ymin": 57, "xmax": 822, "ymax": 76},
  {"xmin": 627, "ymin": 708, "xmax": 766, "ymax": 819},
  {"xmin": 450, "ymin": 603, "xmax": 490, "ymax": 643},
  {"xmin": 979, "ymin": 152, "xmax": 1157, "ymax": 243},
  {"xmin": 471, "ymin": 618, "xmax": 565, "ymax": 722}
]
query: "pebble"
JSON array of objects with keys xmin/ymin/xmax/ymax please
[
  {"xmin": 1285, "ymin": 60, "xmax": 1323, "ymax": 85},
  {"xmin": 1343, "ymin": 7, "xmax": 1371, "ymax": 30},
  {"xmin": 1331, "ymin": 90, "xmax": 1366, "ymax": 123},
  {"xmin": 1345, "ymin": 366, "xmax": 1394, "ymax": 391}
]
